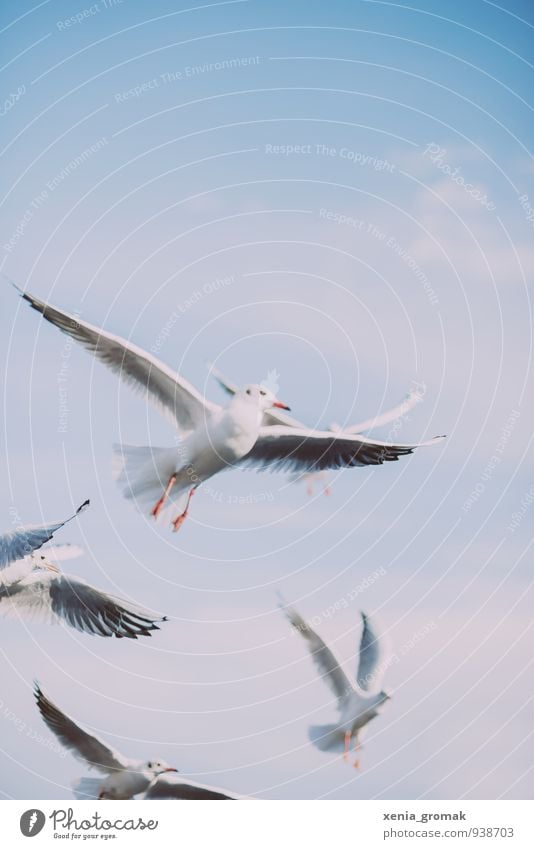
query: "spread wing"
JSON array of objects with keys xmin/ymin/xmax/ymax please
[
  {"xmin": 280, "ymin": 601, "xmax": 352, "ymax": 707},
  {"xmin": 241, "ymin": 427, "xmax": 445, "ymax": 473},
  {"xmin": 143, "ymin": 773, "xmax": 239, "ymax": 800},
  {"xmin": 18, "ymin": 287, "xmax": 219, "ymax": 431},
  {"xmin": 0, "ymin": 572, "xmax": 166, "ymax": 639},
  {"xmin": 34, "ymin": 684, "xmax": 129, "ymax": 773},
  {"xmin": 356, "ymin": 612, "xmax": 383, "ymax": 692},
  {"xmin": 342, "ymin": 389, "xmax": 424, "ymax": 434},
  {"xmin": 0, "ymin": 501, "xmax": 89, "ymax": 585}
]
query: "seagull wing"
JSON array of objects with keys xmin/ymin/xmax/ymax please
[
  {"xmin": 19, "ymin": 287, "xmax": 219, "ymax": 431},
  {"xmin": 208, "ymin": 363, "xmax": 239, "ymax": 397},
  {"xmin": 0, "ymin": 501, "xmax": 89, "ymax": 585},
  {"xmin": 143, "ymin": 773, "xmax": 239, "ymax": 800},
  {"xmin": 343, "ymin": 389, "xmax": 424, "ymax": 434},
  {"xmin": 34, "ymin": 684, "xmax": 129, "ymax": 773},
  {"xmin": 356, "ymin": 612, "xmax": 383, "ymax": 692},
  {"xmin": 240, "ymin": 427, "xmax": 445, "ymax": 473},
  {"xmin": 281, "ymin": 601, "xmax": 352, "ymax": 707},
  {"xmin": 0, "ymin": 572, "xmax": 166, "ymax": 639}
]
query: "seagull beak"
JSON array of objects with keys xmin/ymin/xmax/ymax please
[
  {"xmin": 164, "ymin": 767, "xmax": 178, "ymax": 772},
  {"xmin": 272, "ymin": 400, "xmax": 291, "ymax": 411}
]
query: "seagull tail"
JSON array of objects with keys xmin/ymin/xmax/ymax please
[
  {"xmin": 308, "ymin": 724, "xmax": 346, "ymax": 753},
  {"xmin": 73, "ymin": 777, "xmax": 102, "ymax": 800},
  {"xmin": 112, "ymin": 443, "xmax": 189, "ymax": 525}
]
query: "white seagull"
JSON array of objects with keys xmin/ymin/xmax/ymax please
[
  {"xmin": 209, "ymin": 362, "xmax": 425, "ymax": 496},
  {"xmin": 34, "ymin": 684, "xmax": 178, "ymax": 800},
  {"xmin": 18, "ymin": 287, "xmax": 444, "ymax": 531},
  {"xmin": 281, "ymin": 601, "xmax": 390, "ymax": 767},
  {"xmin": 0, "ymin": 502, "xmax": 166, "ymax": 639}
]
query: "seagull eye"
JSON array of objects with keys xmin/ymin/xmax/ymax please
[
  {"xmin": 246, "ymin": 389, "xmax": 251, "ymax": 395},
  {"xmin": 148, "ymin": 762, "xmax": 152, "ymax": 768},
  {"xmin": 260, "ymin": 390, "xmax": 266, "ymax": 396}
]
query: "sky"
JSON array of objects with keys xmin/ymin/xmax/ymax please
[{"xmin": 0, "ymin": 0, "xmax": 533, "ymax": 800}]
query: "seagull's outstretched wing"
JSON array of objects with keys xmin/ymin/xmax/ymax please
[
  {"xmin": 356, "ymin": 612, "xmax": 383, "ymax": 692},
  {"xmin": 0, "ymin": 573, "xmax": 166, "ymax": 639},
  {"xmin": 0, "ymin": 501, "xmax": 89, "ymax": 585},
  {"xmin": 143, "ymin": 773, "xmax": 240, "ymax": 800},
  {"xmin": 241, "ymin": 427, "xmax": 445, "ymax": 473},
  {"xmin": 18, "ymin": 288, "xmax": 219, "ymax": 431},
  {"xmin": 343, "ymin": 389, "xmax": 424, "ymax": 434},
  {"xmin": 34, "ymin": 684, "xmax": 129, "ymax": 773},
  {"xmin": 280, "ymin": 601, "xmax": 352, "ymax": 707}
]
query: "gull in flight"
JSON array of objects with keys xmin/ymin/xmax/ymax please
[
  {"xmin": 209, "ymin": 362, "xmax": 425, "ymax": 496},
  {"xmin": 34, "ymin": 684, "xmax": 239, "ymax": 800},
  {"xmin": 0, "ymin": 502, "xmax": 166, "ymax": 639},
  {"xmin": 18, "ymin": 287, "xmax": 444, "ymax": 531},
  {"xmin": 281, "ymin": 600, "xmax": 390, "ymax": 767},
  {"xmin": 34, "ymin": 684, "xmax": 178, "ymax": 799}
]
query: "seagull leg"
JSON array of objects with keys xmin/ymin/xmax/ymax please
[
  {"xmin": 353, "ymin": 739, "xmax": 362, "ymax": 769},
  {"xmin": 323, "ymin": 485, "xmax": 332, "ymax": 497},
  {"xmin": 343, "ymin": 731, "xmax": 351, "ymax": 762},
  {"xmin": 306, "ymin": 480, "xmax": 315, "ymax": 497},
  {"xmin": 172, "ymin": 487, "xmax": 196, "ymax": 532},
  {"xmin": 151, "ymin": 474, "xmax": 177, "ymax": 519}
]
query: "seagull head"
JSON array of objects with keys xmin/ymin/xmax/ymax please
[
  {"xmin": 146, "ymin": 759, "xmax": 178, "ymax": 776},
  {"xmin": 239, "ymin": 383, "xmax": 291, "ymax": 412}
]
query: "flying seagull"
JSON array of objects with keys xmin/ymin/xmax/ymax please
[
  {"xmin": 34, "ymin": 684, "xmax": 240, "ymax": 800},
  {"xmin": 17, "ymin": 287, "xmax": 444, "ymax": 531},
  {"xmin": 281, "ymin": 600, "xmax": 390, "ymax": 767},
  {"xmin": 209, "ymin": 362, "xmax": 425, "ymax": 495},
  {"xmin": 0, "ymin": 502, "xmax": 166, "ymax": 639},
  {"xmin": 34, "ymin": 683, "xmax": 178, "ymax": 799}
]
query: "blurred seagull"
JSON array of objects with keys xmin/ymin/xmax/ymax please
[
  {"xmin": 0, "ymin": 502, "xmax": 165, "ymax": 639},
  {"xmin": 209, "ymin": 362, "xmax": 425, "ymax": 496},
  {"xmin": 0, "ymin": 501, "xmax": 88, "ymax": 587},
  {"xmin": 280, "ymin": 600, "xmax": 391, "ymax": 767},
  {"xmin": 17, "ymin": 287, "xmax": 444, "ymax": 531},
  {"xmin": 34, "ymin": 684, "xmax": 177, "ymax": 799}
]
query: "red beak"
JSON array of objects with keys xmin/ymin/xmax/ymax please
[
  {"xmin": 164, "ymin": 767, "xmax": 178, "ymax": 772},
  {"xmin": 272, "ymin": 401, "xmax": 291, "ymax": 411}
]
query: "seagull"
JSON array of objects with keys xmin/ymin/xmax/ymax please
[
  {"xmin": 209, "ymin": 362, "xmax": 425, "ymax": 496},
  {"xmin": 17, "ymin": 287, "xmax": 444, "ymax": 531},
  {"xmin": 280, "ymin": 600, "xmax": 391, "ymax": 767},
  {"xmin": 142, "ymin": 772, "xmax": 242, "ymax": 800},
  {"xmin": 0, "ymin": 502, "xmax": 166, "ymax": 639},
  {"xmin": 34, "ymin": 683, "xmax": 178, "ymax": 799}
]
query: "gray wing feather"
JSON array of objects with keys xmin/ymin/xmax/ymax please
[
  {"xmin": 281, "ymin": 602, "xmax": 352, "ymax": 706},
  {"xmin": 242, "ymin": 427, "xmax": 445, "ymax": 473},
  {"xmin": 0, "ymin": 573, "xmax": 166, "ymax": 639},
  {"xmin": 34, "ymin": 684, "xmax": 128, "ymax": 773},
  {"xmin": 356, "ymin": 612, "xmax": 383, "ymax": 691},
  {"xmin": 144, "ymin": 774, "xmax": 238, "ymax": 800},
  {"xmin": 19, "ymin": 288, "xmax": 219, "ymax": 431}
]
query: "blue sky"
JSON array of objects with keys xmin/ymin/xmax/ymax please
[{"xmin": 0, "ymin": 0, "xmax": 532, "ymax": 799}]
